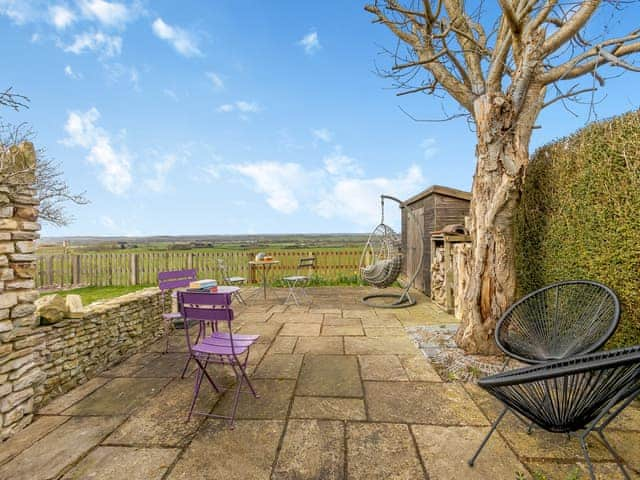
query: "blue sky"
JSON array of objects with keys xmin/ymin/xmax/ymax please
[{"xmin": 1, "ymin": 1, "xmax": 639, "ymax": 237}]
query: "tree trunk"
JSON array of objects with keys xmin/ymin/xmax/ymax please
[{"xmin": 455, "ymin": 93, "xmax": 532, "ymax": 354}]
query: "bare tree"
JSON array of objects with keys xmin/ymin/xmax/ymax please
[
  {"xmin": 365, "ymin": 1, "xmax": 640, "ymax": 353},
  {"xmin": 1, "ymin": 90, "xmax": 88, "ymax": 226}
]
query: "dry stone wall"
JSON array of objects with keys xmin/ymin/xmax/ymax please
[{"xmin": 0, "ymin": 143, "xmax": 165, "ymax": 441}]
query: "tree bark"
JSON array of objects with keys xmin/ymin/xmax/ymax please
[{"xmin": 454, "ymin": 93, "xmax": 533, "ymax": 353}]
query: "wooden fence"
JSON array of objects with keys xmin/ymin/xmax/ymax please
[{"xmin": 35, "ymin": 250, "xmax": 362, "ymax": 289}]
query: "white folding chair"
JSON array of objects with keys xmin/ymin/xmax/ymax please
[
  {"xmin": 217, "ymin": 259, "xmax": 247, "ymax": 304},
  {"xmin": 282, "ymin": 256, "xmax": 315, "ymax": 305}
]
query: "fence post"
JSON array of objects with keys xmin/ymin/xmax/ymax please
[
  {"xmin": 187, "ymin": 252, "xmax": 193, "ymax": 270},
  {"xmin": 72, "ymin": 255, "xmax": 80, "ymax": 286},
  {"xmin": 130, "ymin": 253, "xmax": 139, "ymax": 285}
]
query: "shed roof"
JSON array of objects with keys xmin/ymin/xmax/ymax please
[{"xmin": 404, "ymin": 185, "xmax": 471, "ymax": 205}]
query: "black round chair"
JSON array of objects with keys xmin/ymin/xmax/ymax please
[
  {"xmin": 495, "ymin": 280, "xmax": 621, "ymax": 364},
  {"xmin": 469, "ymin": 346, "xmax": 640, "ymax": 480}
]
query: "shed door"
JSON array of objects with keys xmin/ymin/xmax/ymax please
[{"xmin": 406, "ymin": 207, "xmax": 424, "ymax": 292}]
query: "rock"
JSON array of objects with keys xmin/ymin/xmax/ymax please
[
  {"xmin": 15, "ymin": 207, "xmax": 37, "ymax": 221},
  {"xmin": 0, "ymin": 293, "xmax": 18, "ymax": 309},
  {"xmin": 14, "ymin": 241, "xmax": 34, "ymax": 254},
  {"xmin": 65, "ymin": 295, "xmax": 84, "ymax": 319},
  {"xmin": 35, "ymin": 295, "xmax": 66, "ymax": 325},
  {"xmin": 13, "ymin": 264, "xmax": 35, "ymax": 279}
]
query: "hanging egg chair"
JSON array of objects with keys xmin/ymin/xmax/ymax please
[{"xmin": 359, "ymin": 195, "xmax": 423, "ymax": 308}]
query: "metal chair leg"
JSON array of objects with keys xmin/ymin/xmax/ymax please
[{"xmin": 469, "ymin": 407, "xmax": 508, "ymax": 466}]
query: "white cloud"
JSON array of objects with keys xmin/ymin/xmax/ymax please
[
  {"xmin": 230, "ymin": 148, "xmax": 425, "ymax": 228},
  {"xmin": 152, "ymin": 17, "xmax": 201, "ymax": 57},
  {"xmin": 217, "ymin": 100, "xmax": 261, "ymax": 116},
  {"xmin": 62, "ymin": 107, "xmax": 132, "ymax": 195},
  {"xmin": 144, "ymin": 153, "xmax": 178, "ymax": 193},
  {"xmin": 64, "ymin": 64, "xmax": 82, "ymax": 79},
  {"xmin": 298, "ymin": 30, "xmax": 320, "ymax": 55},
  {"xmin": 316, "ymin": 165, "xmax": 425, "ymax": 227},
  {"xmin": 49, "ymin": 4, "xmax": 75, "ymax": 29},
  {"xmin": 421, "ymin": 137, "xmax": 438, "ymax": 160},
  {"xmin": 163, "ymin": 88, "xmax": 178, "ymax": 101},
  {"xmin": 206, "ymin": 71, "xmax": 224, "ymax": 90},
  {"xmin": 0, "ymin": 1, "xmax": 38, "ymax": 24},
  {"xmin": 77, "ymin": 0, "xmax": 133, "ymax": 28},
  {"xmin": 312, "ymin": 128, "xmax": 333, "ymax": 144},
  {"xmin": 231, "ymin": 162, "xmax": 313, "ymax": 214},
  {"xmin": 217, "ymin": 103, "xmax": 234, "ymax": 113},
  {"xmin": 102, "ymin": 62, "xmax": 139, "ymax": 89},
  {"xmin": 323, "ymin": 148, "xmax": 364, "ymax": 177},
  {"xmin": 65, "ymin": 31, "xmax": 122, "ymax": 56}
]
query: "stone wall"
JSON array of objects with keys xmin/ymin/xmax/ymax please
[
  {"xmin": 0, "ymin": 142, "xmax": 41, "ymax": 440},
  {"xmin": 1, "ymin": 287, "xmax": 165, "ymax": 440}
]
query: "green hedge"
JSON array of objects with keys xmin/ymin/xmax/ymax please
[{"xmin": 515, "ymin": 110, "xmax": 640, "ymax": 347}]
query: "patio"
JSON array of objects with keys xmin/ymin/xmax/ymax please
[{"xmin": 1, "ymin": 287, "xmax": 639, "ymax": 480}]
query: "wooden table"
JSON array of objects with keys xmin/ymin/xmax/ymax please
[{"xmin": 248, "ymin": 260, "xmax": 280, "ymax": 299}]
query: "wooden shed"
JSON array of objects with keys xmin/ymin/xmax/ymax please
[{"xmin": 401, "ymin": 185, "xmax": 471, "ymax": 295}]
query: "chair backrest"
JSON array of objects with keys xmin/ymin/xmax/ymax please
[
  {"xmin": 297, "ymin": 256, "xmax": 316, "ymax": 273},
  {"xmin": 158, "ymin": 269, "xmax": 197, "ymax": 291},
  {"xmin": 479, "ymin": 345, "xmax": 640, "ymax": 433},
  {"xmin": 496, "ymin": 280, "xmax": 620, "ymax": 364},
  {"xmin": 178, "ymin": 291, "xmax": 235, "ymax": 352},
  {"xmin": 217, "ymin": 259, "xmax": 230, "ymax": 282}
]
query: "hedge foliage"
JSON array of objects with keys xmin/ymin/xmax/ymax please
[{"xmin": 515, "ymin": 110, "xmax": 640, "ymax": 347}]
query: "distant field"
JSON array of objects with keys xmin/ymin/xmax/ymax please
[{"xmin": 36, "ymin": 234, "xmax": 368, "ymax": 290}]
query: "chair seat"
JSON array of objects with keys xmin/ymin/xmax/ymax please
[
  {"xmin": 283, "ymin": 275, "xmax": 308, "ymax": 281},
  {"xmin": 162, "ymin": 312, "xmax": 182, "ymax": 320},
  {"xmin": 227, "ymin": 277, "xmax": 245, "ymax": 283},
  {"xmin": 192, "ymin": 342, "xmax": 249, "ymax": 356},
  {"xmin": 203, "ymin": 332, "xmax": 259, "ymax": 347}
]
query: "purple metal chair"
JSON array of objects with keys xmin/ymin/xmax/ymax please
[
  {"xmin": 158, "ymin": 269, "xmax": 197, "ymax": 354},
  {"xmin": 178, "ymin": 290, "xmax": 260, "ymax": 428}
]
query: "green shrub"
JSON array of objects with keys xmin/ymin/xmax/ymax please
[{"xmin": 515, "ymin": 109, "xmax": 640, "ymax": 347}]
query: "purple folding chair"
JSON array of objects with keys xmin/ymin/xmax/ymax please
[
  {"xmin": 178, "ymin": 291, "xmax": 260, "ymax": 428},
  {"xmin": 158, "ymin": 269, "xmax": 197, "ymax": 355}
]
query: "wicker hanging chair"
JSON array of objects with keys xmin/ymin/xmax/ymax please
[{"xmin": 359, "ymin": 195, "xmax": 423, "ymax": 308}]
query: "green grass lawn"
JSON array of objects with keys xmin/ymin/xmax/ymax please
[{"xmin": 55, "ymin": 285, "xmax": 153, "ymax": 305}]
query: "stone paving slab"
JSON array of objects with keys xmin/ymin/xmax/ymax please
[
  {"xmin": 212, "ymin": 379, "xmax": 294, "ymax": 420},
  {"xmin": 296, "ymin": 355, "xmax": 363, "ymax": 397},
  {"xmin": 61, "ymin": 446, "xmax": 180, "ymax": 480},
  {"xmin": 105, "ymin": 377, "xmax": 219, "ymax": 447},
  {"xmin": 525, "ymin": 461, "xmax": 637, "ymax": 480},
  {"xmin": 359, "ymin": 355, "xmax": 409, "ymax": 381},
  {"xmin": 411, "ymin": 424, "xmax": 527, "ymax": 480},
  {"xmin": 279, "ymin": 323, "xmax": 321, "ymax": 336},
  {"xmin": 344, "ymin": 336, "xmax": 418, "ymax": 355},
  {"xmin": 253, "ymin": 354, "xmax": 303, "ymax": 379},
  {"xmin": 0, "ymin": 416, "xmax": 124, "ymax": 480},
  {"xmin": 290, "ymin": 396, "xmax": 366, "ymax": 421},
  {"xmin": 38, "ymin": 377, "xmax": 111, "ymax": 415},
  {"xmin": 399, "ymin": 354, "xmax": 442, "ymax": 382},
  {"xmin": 272, "ymin": 420, "xmax": 344, "ymax": 480},
  {"xmin": 235, "ymin": 322, "xmax": 282, "ymax": 343},
  {"xmin": 134, "ymin": 353, "xmax": 191, "ymax": 378},
  {"xmin": 365, "ymin": 381, "xmax": 488, "ymax": 425},
  {"xmin": 269, "ymin": 336, "xmax": 298, "ymax": 354},
  {"xmin": 167, "ymin": 419, "xmax": 284, "ymax": 480},
  {"xmin": 102, "ymin": 352, "xmax": 161, "ymax": 377},
  {"xmin": 0, "ymin": 415, "xmax": 69, "ymax": 466},
  {"xmin": 322, "ymin": 324, "xmax": 364, "ymax": 336},
  {"xmin": 347, "ymin": 422, "xmax": 425, "ymax": 480},
  {"xmin": 64, "ymin": 377, "xmax": 171, "ymax": 416},
  {"xmin": 294, "ymin": 336, "xmax": 344, "ymax": 354}
]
